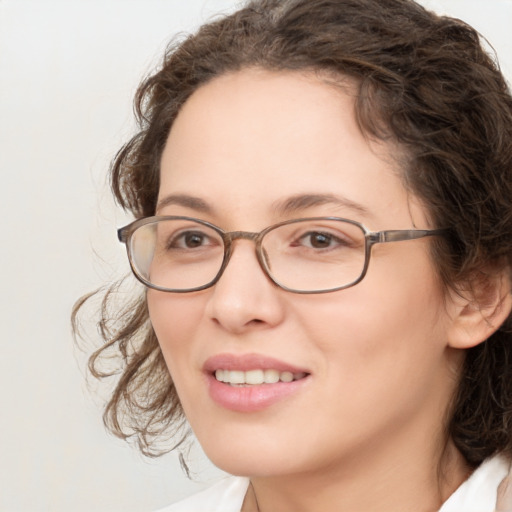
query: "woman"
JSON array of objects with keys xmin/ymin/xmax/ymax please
[{"xmin": 74, "ymin": 0, "xmax": 512, "ymax": 510}]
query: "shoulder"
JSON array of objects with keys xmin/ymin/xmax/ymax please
[
  {"xmin": 155, "ymin": 476, "xmax": 250, "ymax": 512},
  {"xmin": 440, "ymin": 453, "xmax": 512, "ymax": 512}
]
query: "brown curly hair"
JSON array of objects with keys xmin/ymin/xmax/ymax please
[{"xmin": 73, "ymin": 0, "xmax": 512, "ymax": 464}]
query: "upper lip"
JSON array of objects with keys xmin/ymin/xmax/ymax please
[{"xmin": 203, "ymin": 353, "xmax": 310, "ymax": 374}]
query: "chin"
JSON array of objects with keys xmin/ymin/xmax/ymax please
[{"xmin": 199, "ymin": 438, "xmax": 299, "ymax": 478}]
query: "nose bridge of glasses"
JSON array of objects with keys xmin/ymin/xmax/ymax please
[
  {"xmin": 224, "ymin": 230, "xmax": 261, "ymax": 244},
  {"xmin": 220, "ymin": 230, "xmax": 269, "ymax": 277}
]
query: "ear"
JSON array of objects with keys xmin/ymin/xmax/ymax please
[{"xmin": 447, "ymin": 268, "xmax": 512, "ymax": 349}]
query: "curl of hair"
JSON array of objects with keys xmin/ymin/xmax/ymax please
[{"xmin": 74, "ymin": 0, "xmax": 512, "ymax": 463}]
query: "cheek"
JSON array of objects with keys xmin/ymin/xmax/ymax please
[
  {"xmin": 295, "ymin": 249, "xmax": 449, "ymax": 387},
  {"xmin": 147, "ymin": 291, "xmax": 207, "ymax": 371}
]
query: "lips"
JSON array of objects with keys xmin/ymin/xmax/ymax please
[{"xmin": 203, "ymin": 353, "xmax": 310, "ymax": 412}]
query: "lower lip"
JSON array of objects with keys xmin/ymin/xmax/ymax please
[{"xmin": 206, "ymin": 374, "xmax": 309, "ymax": 412}]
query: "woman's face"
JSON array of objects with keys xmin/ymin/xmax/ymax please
[{"xmin": 148, "ymin": 69, "xmax": 462, "ymax": 478}]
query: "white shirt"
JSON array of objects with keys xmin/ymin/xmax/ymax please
[{"xmin": 158, "ymin": 454, "xmax": 511, "ymax": 512}]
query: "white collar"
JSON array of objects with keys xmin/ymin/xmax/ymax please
[{"xmin": 440, "ymin": 454, "xmax": 511, "ymax": 512}]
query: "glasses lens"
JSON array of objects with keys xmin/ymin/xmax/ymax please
[
  {"xmin": 129, "ymin": 219, "xmax": 224, "ymax": 291},
  {"xmin": 262, "ymin": 219, "xmax": 366, "ymax": 292}
]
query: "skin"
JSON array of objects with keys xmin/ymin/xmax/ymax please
[{"xmin": 148, "ymin": 69, "xmax": 473, "ymax": 511}]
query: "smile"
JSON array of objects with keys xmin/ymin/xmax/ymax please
[
  {"xmin": 214, "ymin": 369, "xmax": 308, "ymax": 386},
  {"xmin": 204, "ymin": 353, "xmax": 311, "ymax": 412}
]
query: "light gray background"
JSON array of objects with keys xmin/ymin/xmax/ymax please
[{"xmin": 1, "ymin": 1, "xmax": 511, "ymax": 511}]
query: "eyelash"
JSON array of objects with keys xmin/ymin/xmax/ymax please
[{"xmin": 293, "ymin": 230, "xmax": 353, "ymax": 250}]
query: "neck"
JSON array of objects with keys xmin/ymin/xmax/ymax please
[{"xmin": 242, "ymin": 439, "xmax": 471, "ymax": 512}]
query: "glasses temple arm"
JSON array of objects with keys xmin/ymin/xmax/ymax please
[
  {"xmin": 117, "ymin": 227, "xmax": 128, "ymax": 243},
  {"xmin": 372, "ymin": 228, "xmax": 448, "ymax": 243}
]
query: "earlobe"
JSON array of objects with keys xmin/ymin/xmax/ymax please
[{"xmin": 447, "ymin": 270, "xmax": 512, "ymax": 349}]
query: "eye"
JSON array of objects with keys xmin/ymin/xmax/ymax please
[
  {"xmin": 302, "ymin": 232, "xmax": 334, "ymax": 249},
  {"xmin": 297, "ymin": 231, "xmax": 349, "ymax": 250},
  {"xmin": 167, "ymin": 230, "xmax": 215, "ymax": 250}
]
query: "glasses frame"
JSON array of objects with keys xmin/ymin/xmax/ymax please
[{"xmin": 118, "ymin": 215, "xmax": 447, "ymax": 294}]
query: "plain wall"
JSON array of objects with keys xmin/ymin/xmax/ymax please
[{"xmin": 1, "ymin": 1, "xmax": 511, "ymax": 510}]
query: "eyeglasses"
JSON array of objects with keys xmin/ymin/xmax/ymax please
[{"xmin": 118, "ymin": 216, "xmax": 446, "ymax": 294}]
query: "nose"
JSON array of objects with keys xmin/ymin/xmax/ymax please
[{"xmin": 205, "ymin": 240, "xmax": 286, "ymax": 334}]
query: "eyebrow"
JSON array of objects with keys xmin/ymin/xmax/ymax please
[
  {"xmin": 271, "ymin": 193, "xmax": 371, "ymax": 218},
  {"xmin": 156, "ymin": 194, "xmax": 214, "ymax": 214},
  {"xmin": 155, "ymin": 192, "xmax": 371, "ymax": 219}
]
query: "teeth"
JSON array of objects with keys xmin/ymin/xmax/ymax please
[
  {"xmin": 280, "ymin": 371, "xmax": 294, "ymax": 383},
  {"xmin": 264, "ymin": 369, "xmax": 280, "ymax": 384},
  {"xmin": 246, "ymin": 369, "xmax": 264, "ymax": 385},
  {"xmin": 229, "ymin": 370, "xmax": 245, "ymax": 384},
  {"xmin": 214, "ymin": 369, "xmax": 306, "ymax": 385}
]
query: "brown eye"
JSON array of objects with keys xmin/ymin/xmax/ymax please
[
  {"xmin": 307, "ymin": 232, "xmax": 332, "ymax": 248},
  {"xmin": 183, "ymin": 232, "xmax": 206, "ymax": 248},
  {"xmin": 167, "ymin": 230, "xmax": 212, "ymax": 250},
  {"xmin": 297, "ymin": 231, "xmax": 347, "ymax": 250}
]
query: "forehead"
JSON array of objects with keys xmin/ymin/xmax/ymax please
[
  {"xmin": 162, "ymin": 69, "xmax": 365, "ymax": 173},
  {"xmin": 159, "ymin": 69, "xmax": 425, "ymax": 229}
]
